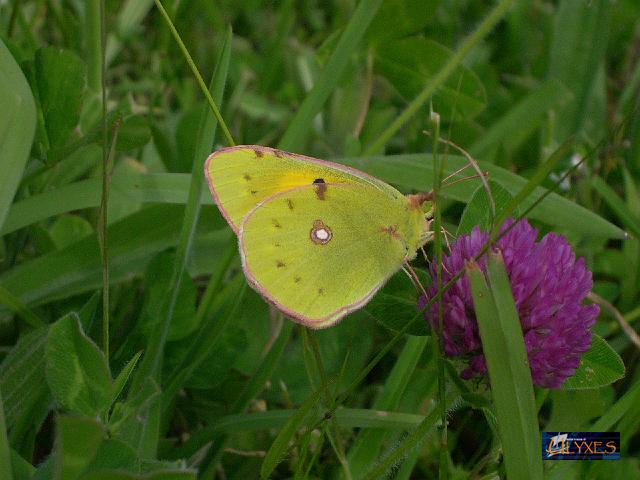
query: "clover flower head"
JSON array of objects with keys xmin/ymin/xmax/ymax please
[{"xmin": 419, "ymin": 218, "xmax": 599, "ymax": 389}]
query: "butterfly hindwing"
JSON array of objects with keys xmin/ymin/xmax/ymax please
[
  {"xmin": 205, "ymin": 145, "xmax": 402, "ymax": 232},
  {"xmin": 238, "ymin": 183, "xmax": 423, "ymax": 328}
]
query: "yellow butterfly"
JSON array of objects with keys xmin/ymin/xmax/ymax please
[{"xmin": 205, "ymin": 145, "xmax": 433, "ymax": 329}]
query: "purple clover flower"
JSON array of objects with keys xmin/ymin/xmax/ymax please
[{"xmin": 419, "ymin": 218, "xmax": 599, "ymax": 389}]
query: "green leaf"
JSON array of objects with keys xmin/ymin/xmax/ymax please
[
  {"xmin": 82, "ymin": 438, "xmax": 138, "ymax": 472},
  {"xmin": 49, "ymin": 215, "xmax": 94, "ymax": 249},
  {"xmin": 0, "ymin": 205, "xmax": 228, "ymax": 308},
  {"xmin": 468, "ymin": 253, "xmax": 542, "ymax": 480},
  {"xmin": 376, "ymin": 37, "xmax": 486, "ymax": 119},
  {"xmin": 366, "ymin": 0, "xmax": 436, "ymax": 43},
  {"xmin": 591, "ymin": 175, "xmax": 640, "ymax": 240},
  {"xmin": 338, "ymin": 153, "xmax": 624, "ymax": 239},
  {"xmin": 162, "ymin": 276, "xmax": 247, "ymax": 403},
  {"xmin": 54, "ymin": 415, "xmax": 105, "ymax": 480},
  {"xmin": 493, "ymin": 139, "xmax": 572, "ymax": 234},
  {"xmin": 10, "ymin": 450, "xmax": 34, "ymax": 480},
  {"xmin": 347, "ymin": 335, "xmax": 428, "ymax": 479},
  {"xmin": 278, "ymin": 0, "xmax": 383, "ymax": 151},
  {"xmin": 365, "ymin": 272, "xmax": 429, "ymax": 336},
  {"xmin": 35, "ymin": 47, "xmax": 86, "ymax": 157},
  {"xmin": 562, "ymin": 334, "xmax": 625, "ymax": 390},
  {"xmin": 0, "ymin": 390, "xmax": 13, "ymax": 480},
  {"xmin": 81, "ymin": 470, "xmax": 195, "ymax": 480},
  {"xmin": 111, "ymin": 351, "xmax": 142, "ymax": 406},
  {"xmin": 46, "ymin": 314, "xmax": 113, "ymax": 416},
  {"xmin": 548, "ymin": 0, "xmax": 610, "ymax": 140},
  {"xmin": 131, "ymin": 25, "xmax": 233, "ymax": 399},
  {"xmin": 457, "ymin": 180, "xmax": 514, "ymax": 236},
  {"xmin": 139, "ymin": 252, "xmax": 197, "ymax": 341},
  {"xmin": 0, "ymin": 38, "xmax": 36, "ymax": 232},
  {"xmin": 116, "ymin": 115, "xmax": 151, "ymax": 151},
  {"xmin": 363, "ymin": 0, "xmax": 513, "ymax": 154},
  {"xmin": 591, "ymin": 378, "xmax": 640, "ymax": 432},
  {"xmin": 469, "ymin": 79, "xmax": 572, "ymax": 158},
  {"xmin": 111, "ymin": 377, "xmax": 161, "ymax": 460},
  {"xmin": 361, "ymin": 401, "xmax": 443, "ymax": 480},
  {"xmin": 0, "ymin": 327, "xmax": 49, "ymax": 430}
]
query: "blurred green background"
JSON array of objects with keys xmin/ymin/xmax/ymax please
[{"xmin": 0, "ymin": 0, "xmax": 639, "ymax": 478}]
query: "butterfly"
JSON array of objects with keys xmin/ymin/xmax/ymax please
[{"xmin": 205, "ymin": 145, "xmax": 433, "ymax": 329}]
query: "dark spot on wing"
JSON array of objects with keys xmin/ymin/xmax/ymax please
[
  {"xmin": 274, "ymin": 149, "xmax": 284, "ymax": 158},
  {"xmin": 253, "ymin": 149, "xmax": 263, "ymax": 158},
  {"xmin": 275, "ymin": 242, "xmax": 281, "ymax": 247},
  {"xmin": 318, "ymin": 288, "xmax": 325, "ymax": 295},
  {"xmin": 310, "ymin": 220, "xmax": 332, "ymax": 245},
  {"xmin": 276, "ymin": 260, "xmax": 286, "ymax": 268},
  {"xmin": 243, "ymin": 173, "xmax": 252, "ymax": 181},
  {"xmin": 272, "ymin": 219, "xmax": 282, "ymax": 228},
  {"xmin": 286, "ymin": 199, "xmax": 294, "ymax": 210},
  {"xmin": 314, "ymin": 182, "xmax": 327, "ymax": 200},
  {"xmin": 294, "ymin": 276, "xmax": 301, "ymax": 283},
  {"xmin": 250, "ymin": 190, "xmax": 257, "ymax": 195}
]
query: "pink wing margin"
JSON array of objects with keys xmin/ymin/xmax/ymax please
[{"xmin": 203, "ymin": 144, "xmax": 390, "ymax": 234}]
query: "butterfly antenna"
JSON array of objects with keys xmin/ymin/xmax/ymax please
[
  {"xmin": 423, "ymin": 131, "xmax": 495, "ymax": 221},
  {"xmin": 440, "ymin": 226, "xmax": 455, "ymax": 253},
  {"xmin": 441, "ymin": 162, "xmax": 474, "ymax": 184},
  {"xmin": 403, "ymin": 261, "xmax": 429, "ymax": 300},
  {"xmin": 442, "ymin": 172, "xmax": 489, "ymax": 189}
]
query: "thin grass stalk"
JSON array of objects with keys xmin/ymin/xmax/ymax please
[
  {"xmin": 152, "ymin": 0, "xmax": 235, "ymax": 147},
  {"xmin": 132, "ymin": 21, "xmax": 232, "ymax": 387},
  {"xmin": 0, "ymin": 285, "xmax": 45, "ymax": 329},
  {"xmin": 85, "ymin": 0, "xmax": 101, "ymax": 93},
  {"xmin": 98, "ymin": 0, "xmax": 109, "ymax": 361},
  {"xmin": 429, "ymin": 113, "xmax": 449, "ymax": 479},
  {"xmin": 363, "ymin": 0, "xmax": 512, "ymax": 155},
  {"xmin": 0, "ymin": 391, "xmax": 12, "ymax": 480}
]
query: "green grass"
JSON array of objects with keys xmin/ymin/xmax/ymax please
[{"xmin": 0, "ymin": 1, "xmax": 639, "ymax": 479}]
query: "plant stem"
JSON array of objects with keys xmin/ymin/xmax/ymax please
[{"xmin": 99, "ymin": 0, "xmax": 109, "ymax": 363}]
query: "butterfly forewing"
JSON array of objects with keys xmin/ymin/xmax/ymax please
[
  {"xmin": 205, "ymin": 145, "xmax": 402, "ymax": 232},
  {"xmin": 238, "ymin": 183, "xmax": 422, "ymax": 328}
]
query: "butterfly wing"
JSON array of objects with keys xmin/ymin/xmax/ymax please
[
  {"xmin": 205, "ymin": 145, "xmax": 402, "ymax": 233},
  {"xmin": 238, "ymin": 183, "xmax": 424, "ymax": 328}
]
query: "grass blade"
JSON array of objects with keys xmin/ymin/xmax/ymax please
[
  {"xmin": 591, "ymin": 175, "xmax": 640, "ymax": 240},
  {"xmin": 548, "ymin": 0, "xmax": 610, "ymax": 140},
  {"xmin": 0, "ymin": 284, "xmax": 45, "ymax": 329},
  {"xmin": 346, "ymin": 336, "xmax": 427, "ymax": 478},
  {"xmin": 278, "ymin": 0, "xmax": 383, "ymax": 151},
  {"xmin": 468, "ymin": 253, "xmax": 542, "ymax": 480},
  {"xmin": 361, "ymin": 402, "xmax": 444, "ymax": 480},
  {"xmin": 132, "ymin": 27, "xmax": 232, "ymax": 389},
  {"xmin": 0, "ymin": 38, "xmax": 36, "ymax": 232},
  {"xmin": 364, "ymin": 0, "xmax": 512, "ymax": 154},
  {"xmin": 469, "ymin": 78, "xmax": 572, "ymax": 158},
  {"xmin": 492, "ymin": 139, "xmax": 572, "ymax": 235},
  {"xmin": 260, "ymin": 389, "xmax": 324, "ymax": 480},
  {"xmin": 0, "ymin": 390, "xmax": 13, "ymax": 480},
  {"xmin": 4, "ymin": 153, "xmax": 624, "ymax": 239}
]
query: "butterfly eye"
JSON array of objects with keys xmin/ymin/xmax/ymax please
[{"xmin": 313, "ymin": 178, "xmax": 326, "ymax": 184}]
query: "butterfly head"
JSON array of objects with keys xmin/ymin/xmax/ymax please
[{"xmin": 405, "ymin": 192, "xmax": 435, "ymax": 249}]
